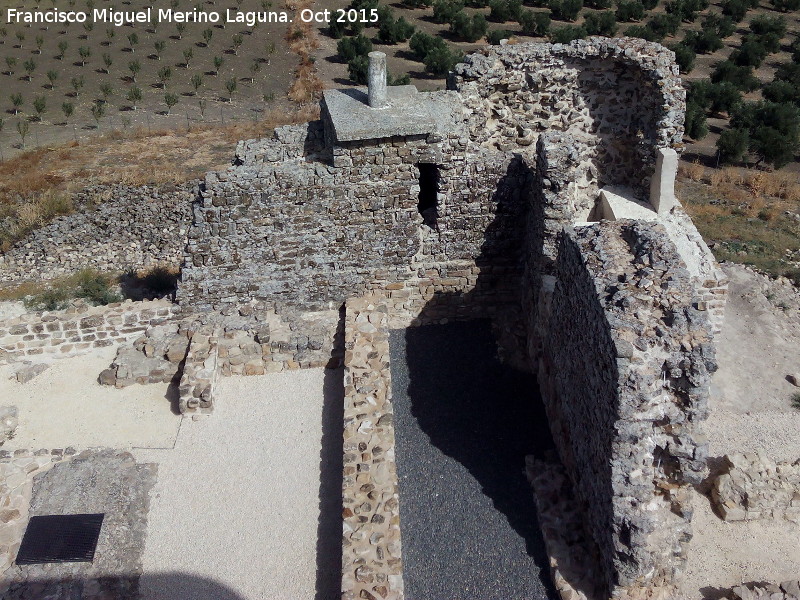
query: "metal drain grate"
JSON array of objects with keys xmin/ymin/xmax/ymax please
[{"xmin": 16, "ymin": 513, "xmax": 105, "ymax": 565}]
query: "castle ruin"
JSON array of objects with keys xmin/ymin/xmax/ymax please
[{"xmin": 0, "ymin": 38, "xmax": 733, "ymax": 599}]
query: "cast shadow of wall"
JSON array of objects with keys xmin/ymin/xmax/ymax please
[
  {"xmin": 315, "ymin": 364, "xmax": 345, "ymax": 600},
  {"xmin": 391, "ymin": 155, "xmax": 559, "ymax": 599},
  {"xmin": 2, "ymin": 572, "xmax": 250, "ymax": 600}
]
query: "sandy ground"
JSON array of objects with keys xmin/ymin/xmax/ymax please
[
  {"xmin": 0, "ymin": 345, "xmax": 181, "ymax": 450},
  {"xmin": 682, "ymin": 491, "xmax": 800, "ymax": 599},
  {"xmin": 134, "ymin": 368, "xmax": 328, "ymax": 600},
  {"xmin": 680, "ymin": 264, "xmax": 800, "ymax": 598}
]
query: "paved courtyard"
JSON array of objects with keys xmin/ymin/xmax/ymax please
[
  {"xmin": 0, "ymin": 362, "xmax": 341, "ymax": 599},
  {"xmin": 389, "ymin": 321, "xmax": 557, "ymax": 600}
]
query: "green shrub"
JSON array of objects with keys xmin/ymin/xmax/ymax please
[
  {"xmin": 328, "ymin": 19, "xmax": 346, "ymax": 39},
  {"xmin": 763, "ymin": 79, "xmax": 800, "ymax": 105},
  {"xmin": 709, "ymin": 81, "xmax": 743, "ymax": 114},
  {"xmin": 432, "ymin": 0, "xmax": 464, "ymax": 23},
  {"xmin": 388, "ymin": 72, "xmax": 411, "ymax": 85},
  {"xmin": 682, "ymin": 29, "xmax": 723, "ymax": 53},
  {"xmin": 711, "ymin": 60, "xmax": 760, "ymax": 92},
  {"xmin": 423, "ymin": 44, "xmax": 461, "ymax": 75},
  {"xmin": 584, "ymin": 11, "xmax": 617, "ymax": 36},
  {"xmin": 337, "ymin": 35, "xmax": 373, "ymax": 62},
  {"xmin": 549, "ymin": 24, "xmax": 587, "ymax": 42},
  {"xmin": 377, "ymin": 13, "xmax": 415, "ymax": 44},
  {"xmin": 701, "ymin": 12, "xmax": 735, "ymax": 37},
  {"xmin": 74, "ymin": 269, "xmax": 122, "ymax": 305},
  {"xmin": 749, "ymin": 14, "xmax": 786, "ymax": 38},
  {"xmin": 732, "ymin": 37, "xmax": 768, "ymax": 67},
  {"xmin": 519, "ymin": 9, "xmax": 551, "ymax": 35},
  {"xmin": 716, "ymin": 127, "xmax": 750, "ymax": 163},
  {"xmin": 449, "ymin": 12, "xmax": 488, "ymax": 41},
  {"xmin": 410, "ymin": 31, "xmax": 445, "ymax": 60},
  {"xmin": 646, "ymin": 13, "xmax": 680, "ymax": 38},
  {"xmin": 626, "ymin": 25, "xmax": 658, "ymax": 41},
  {"xmin": 23, "ymin": 269, "xmax": 121, "ymax": 311},
  {"xmin": 771, "ymin": 0, "xmax": 800, "ymax": 9},
  {"xmin": 348, "ymin": 55, "xmax": 369, "ymax": 84},
  {"xmin": 721, "ymin": 0, "xmax": 748, "ymax": 21},
  {"xmin": 487, "ymin": 29, "xmax": 512, "ymax": 44},
  {"xmin": 728, "ymin": 101, "xmax": 800, "ymax": 168},
  {"xmin": 688, "ymin": 79, "xmax": 714, "ymax": 108},
  {"xmin": 670, "ymin": 42, "xmax": 696, "ymax": 73},
  {"xmin": 550, "ymin": 0, "xmax": 583, "ymax": 21},
  {"xmin": 774, "ymin": 62, "xmax": 800, "ymax": 88},
  {"xmin": 665, "ymin": 0, "xmax": 708, "ymax": 21},
  {"xmin": 24, "ymin": 287, "xmax": 71, "ymax": 312},
  {"xmin": 685, "ymin": 100, "xmax": 709, "ymax": 139},
  {"xmin": 791, "ymin": 37, "xmax": 800, "ymax": 62},
  {"xmin": 489, "ymin": 0, "xmax": 523, "ymax": 21},
  {"xmin": 585, "ymin": 0, "xmax": 613, "ymax": 7},
  {"xmin": 615, "ymin": 0, "xmax": 644, "ymax": 22}
]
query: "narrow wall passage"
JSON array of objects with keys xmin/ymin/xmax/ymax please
[{"xmin": 389, "ymin": 321, "xmax": 557, "ymax": 600}]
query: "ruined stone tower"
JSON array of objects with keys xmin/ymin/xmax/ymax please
[{"xmin": 179, "ymin": 38, "xmax": 728, "ymax": 599}]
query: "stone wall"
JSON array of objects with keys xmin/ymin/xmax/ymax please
[
  {"xmin": 451, "ymin": 37, "xmax": 685, "ymax": 202},
  {"xmin": 341, "ymin": 297, "xmax": 404, "ymax": 600},
  {"xmin": 180, "ymin": 119, "xmax": 531, "ymax": 321},
  {"xmin": 729, "ymin": 582, "xmax": 800, "ymax": 600},
  {"xmin": 0, "ymin": 184, "xmax": 194, "ymax": 284},
  {"xmin": 0, "ymin": 299, "xmax": 180, "ymax": 364},
  {"xmin": 174, "ymin": 38, "xmax": 718, "ymax": 596},
  {"xmin": 532, "ymin": 220, "xmax": 715, "ymax": 594},
  {"xmin": 712, "ymin": 452, "xmax": 800, "ymax": 523},
  {"xmin": 181, "ymin": 39, "xmax": 685, "ymax": 321}
]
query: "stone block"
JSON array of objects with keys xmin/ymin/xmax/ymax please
[
  {"xmin": 649, "ymin": 148, "xmax": 678, "ymax": 214},
  {"xmin": 14, "ymin": 362, "xmax": 49, "ymax": 383}
]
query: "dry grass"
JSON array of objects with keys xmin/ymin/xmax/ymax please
[
  {"xmin": 0, "ymin": 106, "xmax": 319, "ymax": 250},
  {"xmin": 285, "ymin": 0, "xmax": 324, "ymax": 105},
  {"xmin": 679, "ymin": 160, "xmax": 706, "ymax": 183},
  {"xmin": 678, "ymin": 174, "xmax": 800, "ymax": 279},
  {"xmin": 289, "ymin": 61, "xmax": 325, "ymax": 104}
]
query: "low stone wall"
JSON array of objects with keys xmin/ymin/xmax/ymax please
[
  {"xmin": 0, "ymin": 300, "xmax": 180, "ymax": 364},
  {"xmin": 0, "ymin": 183, "xmax": 194, "ymax": 284},
  {"xmin": 526, "ymin": 456, "xmax": 606, "ymax": 600},
  {"xmin": 178, "ymin": 326, "xmax": 219, "ymax": 415},
  {"xmin": 341, "ymin": 297, "xmax": 404, "ymax": 600},
  {"xmin": 729, "ymin": 582, "xmax": 800, "ymax": 600},
  {"xmin": 711, "ymin": 452, "xmax": 800, "ymax": 523}
]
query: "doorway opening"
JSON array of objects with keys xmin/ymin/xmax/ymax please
[{"xmin": 417, "ymin": 163, "xmax": 440, "ymax": 230}]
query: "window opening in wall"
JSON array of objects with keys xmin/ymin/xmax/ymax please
[{"xmin": 417, "ymin": 163, "xmax": 440, "ymax": 230}]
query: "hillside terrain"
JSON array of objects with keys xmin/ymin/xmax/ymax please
[{"xmin": 0, "ymin": 0, "xmax": 798, "ymax": 285}]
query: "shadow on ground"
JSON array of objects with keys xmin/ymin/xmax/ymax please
[
  {"xmin": 315, "ymin": 366, "xmax": 345, "ymax": 600},
  {"xmin": 2, "ymin": 572, "xmax": 248, "ymax": 600},
  {"xmin": 389, "ymin": 320, "xmax": 558, "ymax": 600}
]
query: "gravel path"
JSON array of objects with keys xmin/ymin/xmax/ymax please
[
  {"xmin": 134, "ymin": 368, "xmax": 337, "ymax": 600},
  {"xmin": 389, "ymin": 322, "xmax": 556, "ymax": 600},
  {"xmin": 0, "ymin": 345, "xmax": 181, "ymax": 450}
]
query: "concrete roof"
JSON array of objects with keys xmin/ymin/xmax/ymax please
[{"xmin": 322, "ymin": 85, "xmax": 440, "ymax": 143}]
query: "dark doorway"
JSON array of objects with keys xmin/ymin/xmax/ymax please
[{"xmin": 417, "ymin": 163, "xmax": 440, "ymax": 229}]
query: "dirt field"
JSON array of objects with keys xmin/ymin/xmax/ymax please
[
  {"xmin": 1, "ymin": 0, "xmax": 798, "ymax": 167},
  {"xmin": 0, "ymin": 0, "xmax": 298, "ymax": 156}
]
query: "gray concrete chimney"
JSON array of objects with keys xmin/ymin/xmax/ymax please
[{"xmin": 368, "ymin": 51, "xmax": 388, "ymax": 109}]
